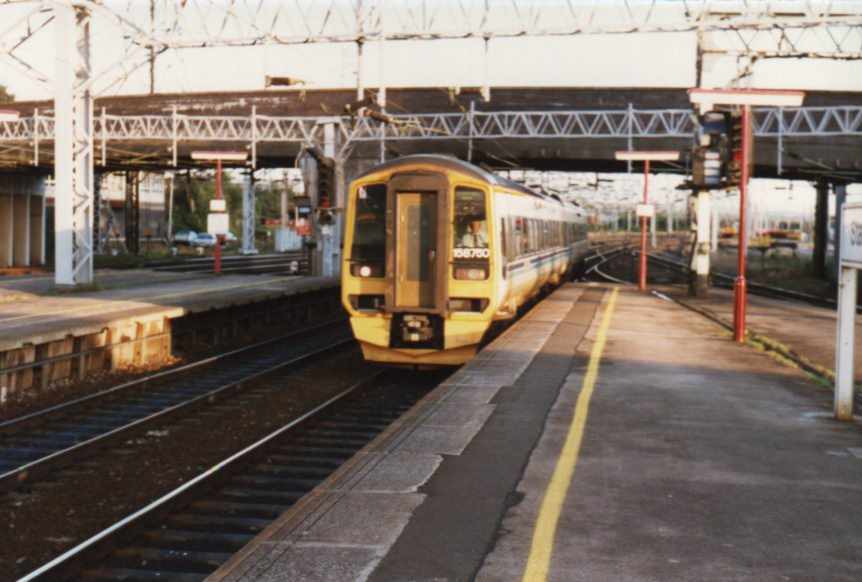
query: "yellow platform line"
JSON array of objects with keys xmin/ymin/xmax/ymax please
[{"xmin": 522, "ymin": 287, "xmax": 619, "ymax": 582}]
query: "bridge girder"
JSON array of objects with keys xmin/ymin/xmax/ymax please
[{"xmin": 0, "ymin": 104, "xmax": 860, "ymax": 180}]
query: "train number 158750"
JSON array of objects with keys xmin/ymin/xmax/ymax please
[{"xmin": 453, "ymin": 247, "xmax": 491, "ymax": 259}]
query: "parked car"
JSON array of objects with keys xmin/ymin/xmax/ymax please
[
  {"xmin": 193, "ymin": 233, "xmax": 216, "ymax": 247},
  {"xmin": 224, "ymin": 231, "xmax": 238, "ymax": 244},
  {"xmin": 173, "ymin": 230, "xmax": 197, "ymax": 245}
]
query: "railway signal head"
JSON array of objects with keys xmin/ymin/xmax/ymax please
[
  {"xmin": 725, "ymin": 110, "xmax": 753, "ymax": 188},
  {"xmin": 691, "ymin": 111, "xmax": 729, "ymax": 190}
]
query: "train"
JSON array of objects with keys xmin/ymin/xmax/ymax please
[{"xmin": 341, "ymin": 154, "xmax": 590, "ymax": 366}]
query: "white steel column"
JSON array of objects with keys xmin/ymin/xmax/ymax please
[
  {"xmin": 835, "ymin": 264, "xmax": 857, "ymax": 421},
  {"xmin": 241, "ymin": 171, "xmax": 258, "ymax": 255},
  {"xmin": 650, "ymin": 205, "xmax": 657, "ymax": 247},
  {"xmin": 323, "ymin": 122, "xmax": 339, "ymax": 278},
  {"xmin": 690, "ymin": 191, "xmax": 711, "ymax": 297},
  {"xmin": 31, "ymin": 186, "xmax": 46, "ymax": 266},
  {"xmin": 54, "ymin": 3, "xmax": 94, "ymax": 286},
  {"xmin": 666, "ymin": 197, "xmax": 674, "ymax": 233},
  {"xmin": 833, "ymin": 184, "xmax": 848, "ymax": 282},
  {"xmin": 0, "ymin": 194, "xmax": 11, "ymax": 268},
  {"xmin": 300, "ymin": 152, "xmax": 321, "ymax": 275},
  {"xmin": 13, "ymin": 194, "xmax": 31, "ymax": 266},
  {"xmin": 711, "ymin": 206, "xmax": 719, "ymax": 252}
]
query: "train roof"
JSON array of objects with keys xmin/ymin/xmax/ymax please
[{"xmin": 356, "ymin": 154, "xmax": 561, "ymax": 203}]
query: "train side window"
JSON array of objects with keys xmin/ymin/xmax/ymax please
[
  {"xmin": 529, "ymin": 219, "xmax": 537, "ymax": 253},
  {"xmin": 509, "ymin": 218, "xmax": 515, "ymax": 258},
  {"xmin": 501, "ymin": 218, "xmax": 509, "ymax": 261},
  {"xmin": 351, "ymin": 183, "xmax": 387, "ymax": 264}
]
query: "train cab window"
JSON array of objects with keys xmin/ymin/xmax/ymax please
[
  {"xmin": 453, "ymin": 188, "xmax": 489, "ymax": 257},
  {"xmin": 350, "ymin": 183, "xmax": 387, "ymax": 276}
]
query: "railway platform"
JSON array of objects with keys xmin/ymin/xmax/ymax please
[
  {"xmin": 211, "ymin": 282, "xmax": 862, "ymax": 582},
  {"xmin": 0, "ymin": 270, "xmax": 338, "ymax": 403},
  {"xmin": 667, "ymin": 286, "xmax": 862, "ymax": 383}
]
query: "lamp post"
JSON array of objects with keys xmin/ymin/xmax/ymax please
[
  {"xmin": 615, "ymin": 151, "xmax": 680, "ymax": 291},
  {"xmin": 689, "ymin": 88, "xmax": 805, "ymax": 342},
  {"xmin": 191, "ymin": 151, "xmax": 248, "ymax": 274}
]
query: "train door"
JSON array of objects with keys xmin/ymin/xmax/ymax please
[{"xmin": 395, "ymin": 192, "xmax": 437, "ymax": 308}]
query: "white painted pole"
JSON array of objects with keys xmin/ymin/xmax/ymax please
[
  {"xmin": 166, "ymin": 174, "xmax": 174, "ymax": 243},
  {"xmin": 711, "ymin": 205, "xmax": 719, "ymax": 252},
  {"xmin": 835, "ymin": 264, "xmax": 857, "ymax": 421},
  {"xmin": 650, "ymin": 204, "xmax": 657, "ymax": 247},
  {"xmin": 667, "ymin": 196, "xmax": 674, "ymax": 233},
  {"xmin": 323, "ymin": 122, "xmax": 339, "ymax": 278},
  {"xmin": 54, "ymin": 4, "xmax": 75, "ymax": 285},
  {"xmin": 241, "ymin": 171, "xmax": 258, "ymax": 255}
]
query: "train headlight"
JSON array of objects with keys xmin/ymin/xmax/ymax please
[
  {"xmin": 454, "ymin": 267, "xmax": 488, "ymax": 281},
  {"xmin": 351, "ymin": 263, "xmax": 384, "ymax": 278}
]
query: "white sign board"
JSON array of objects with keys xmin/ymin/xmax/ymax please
[
  {"xmin": 207, "ymin": 212, "xmax": 229, "ymax": 236},
  {"xmin": 636, "ymin": 204, "xmax": 655, "ymax": 219},
  {"xmin": 209, "ymin": 199, "xmax": 226, "ymax": 212},
  {"xmin": 840, "ymin": 203, "xmax": 862, "ymax": 269},
  {"xmin": 834, "ymin": 202, "xmax": 862, "ymax": 421}
]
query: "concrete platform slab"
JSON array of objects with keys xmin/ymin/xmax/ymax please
[
  {"xmin": 210, "ymin": 285, "xmax": 589, "ymax": 582},
  {"xmin": 210, "ymin": 283, "xmax": 862, "ymax": 582},
  {"xmin": 0, "ymin": 271, "xmax": 337, "ymax": 351},
  {"xmin": 0, "ymin": 271, "xmax": 338, "ymax": 402},
  {"xmin": 669, "ymin": 286, "xmax": 861, "ymax": 382}
]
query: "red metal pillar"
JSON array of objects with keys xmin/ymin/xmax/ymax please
[
  {"xmin": 214, "ymin": 159, "xmax": 223, "ymax": 275},
  {"xmin": 733, "ymin": 106, "xmax": 751, "ymax": 342},
  {"xmin": 639, "ymin": 159, "xmax": 650, "ymax": 291}
]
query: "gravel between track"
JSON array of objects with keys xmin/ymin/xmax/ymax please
[{"xmin": 1, "ymin": 347, "xmax": 375, "ymax": 580}]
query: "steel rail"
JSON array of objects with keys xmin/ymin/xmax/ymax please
[
  {"xmin": 644, "ymin": 252, "xmax": 848, "ymax": 311},
  {"xmin": 0, "ymin": 319, "xmax": 341, "ymax": 432},
  {"xmin": 0, "ymin": 320, "xmax": 352, "ymax": 493},
  {"xmin": 16, "ymin": 373, "xmax": 381, "ymax": 582},
  {"xmin": 16, "ymin": 369, "xmax": 425, "ymax": 582}
]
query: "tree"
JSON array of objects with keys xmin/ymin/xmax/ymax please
[{"xmin": 0, "ymin": 85, "xmax": 13, "ymax": 103}]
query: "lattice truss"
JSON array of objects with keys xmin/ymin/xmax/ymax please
[
  {"xmin": 1, "ymin": 106, "xmax": 860, "ymax": 140},
  {"xmin": 0, "ymin": 106, "xmax": 860, "ymax": 162}
]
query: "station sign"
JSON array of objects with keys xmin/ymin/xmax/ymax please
[
  {"xmin": 840, "ymin": 203, "xmax": 862, "ymax": 269},
  {"xmin": 835, "ymin": 202, "xmax": 862, "ymax": 421},
  {"xmin": 636, "ymin": 204, "xmax": 655, "ymax": 218},
  {"xmin": 209, "ymin": 199, "xmax": 226, "ymax": 212},
  {"xmin": 207, "ymin": 212, "xmax": 229, "ymax": 236}
]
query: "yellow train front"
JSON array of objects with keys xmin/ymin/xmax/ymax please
[{"xmin": 341, "ymin": 155, "xmax": 589, "ymax": 366}]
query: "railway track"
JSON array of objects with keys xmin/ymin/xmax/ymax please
[
  {"xmin": 644, "ymin": 252, "xmax": 846, "ymax": 310},
  {"xmin": 20, "ymin": 370, "xmax": 442, "ymax": 582},
  {"xmin": 0, "ymin": 319, "xmax": 352, "ymax": 495},
  {"xmin": 586, "ymin": 248, "xmax": 842, "ymax": 311}
]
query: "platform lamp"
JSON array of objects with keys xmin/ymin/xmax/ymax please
[
  {"xmin": 689, "ymin": 88, "xmax": 805, "ymax": 343},
  {"xmin": 190, "ymin": 150, "xmax": 249, "ymax": 274},
  {"xmin": 614, "ymin": 150, "xmax": 680, "ymax": 291}
]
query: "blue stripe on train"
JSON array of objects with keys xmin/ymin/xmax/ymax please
[{"xmin": 505, "ymin": 247, "xmax": 577, "ymax": 275}]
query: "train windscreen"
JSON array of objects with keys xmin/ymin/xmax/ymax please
[
  {"xmin": 351, "ymin": 184, "xmax": 387, "ymax": 263},
  {"xmin": 453, "ymin": 188, "xmax": 488, "ymax": 258}
]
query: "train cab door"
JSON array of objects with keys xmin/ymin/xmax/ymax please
[{"xmin": 395, "ymin": 192, "xmax": 437, "ymax": 308}]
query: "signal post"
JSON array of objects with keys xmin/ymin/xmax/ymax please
[
  {"xmin": 689, "ymin": 89, "xmax": 805, "ymax": 342},
  {"xmin": 615, "ymin": 151, "xmax": 680, "ymax": 291},
  {"xmin": 191, "ymin": 151, "xmax": 248, "ymax": 274}
]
